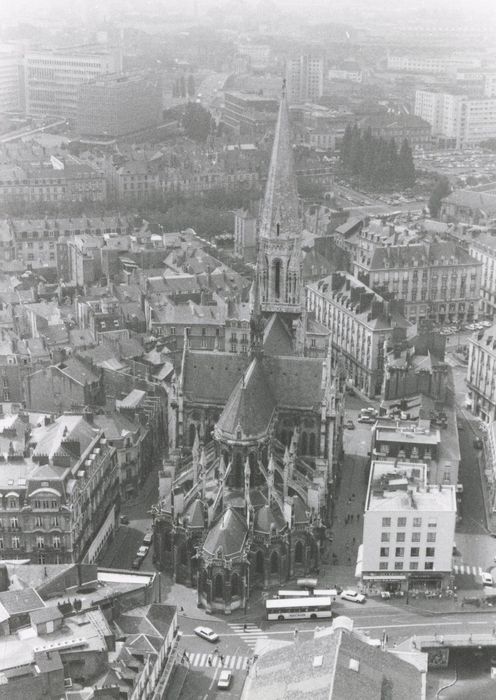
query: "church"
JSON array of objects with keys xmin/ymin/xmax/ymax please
[{"xmin": 153, "ymin": 88, "xmax": 344, "ymax": 614}]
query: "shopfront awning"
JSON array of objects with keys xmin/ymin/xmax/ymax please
[{"xmin": 362, "ymin": 575, "xmax": 406, "ymax": 581}]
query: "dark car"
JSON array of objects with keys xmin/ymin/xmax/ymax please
[
  {"xmin": 120, "ymin": 515, "xmax": 130, "ymax": 525},
  {"xmin": 132, "ymin": 557, "xmax": 142, "ymax": 570}
]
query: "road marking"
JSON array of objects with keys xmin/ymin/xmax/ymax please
[
  {"xmin": 199, "ymin": 653, "xmax": 207, "ymax": 667},
  {"xmin": 229, "ymin": 656, "xmax": 236, "ymax": 669},
  {"xmin": 236, "ymin": 657, "xmax": 244, "ymax": 669}
]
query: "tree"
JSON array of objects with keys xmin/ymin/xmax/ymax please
[
  {"xmin": 182, "ymin": 103, "xmax": 213, "ymax": 142},
  {"xmin": 398, "ymin": 139, "xmax": 415, "ymax": 188},
  {"xmin": 428, "ymin": 176, "xmax": 451, "ymax": 218}
]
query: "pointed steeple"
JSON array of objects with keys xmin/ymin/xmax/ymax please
[{"xmin": 259, "ymin": 85, "xmax": 300, "ymax": 242}]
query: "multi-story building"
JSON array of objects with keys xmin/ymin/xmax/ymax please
[
  {"xmin": 306, "ymin": 272, "xmax": 409, "ymax": 397},
  {"xmin": 358, "ymin": 113, "xmax": 432, "ymax": 148},
  {"xmin": 0, "ymin": 45, "xmax": 23, "ymax": 112},
  {"xmin": 24, "ymin": 46, "xmax": 120, "ymax": 120},
  {"xmin": 233, "ymin": 207, "xmax": 258, "ymax": 262},
  {"xmin": 328, "ymin": 62, "xmax": 363, "ymax": 83},
  {"xmin": 292, "ymin": 103, "xmax": 352, "ymax": 151},
  {"xmin": 77, "ymin": 71, "xmax": 163, "ymax": 137},
  {"xmin": 387, "ymin": 53, "xmax": 482, "ymax": 74},
  {"xmin": 371, "ymin": 415, "xmax": 460, "ymax": 486},
  {"xmin": 445, "ymin": 224, "xmax": 496, "ymax": 318},
  {"xmin": 467, "ymin": 324, "xmax": 496, "ymax": 422},
  {"xmin": 360, "ymin": 460, "xmax": 456, "ymax": 593},
  {"xmin": 285, "ymin": 54, "xmax": 324, "ymax": 104},
  {"xmin": 415, "ymin": 89, "xmax": 496, "ymax": 147},
  {"xmin": 221, "ymin": 91, "xmax": 278, "ymax": 137},
  {"xmin": 0, "ymin": 412, "xmax": 118, "ymax": 564},
  {"xmin": 0, "ymin": 158, "xmax": 106, "ymax": 207},
  {"xmin": 237, "ymin": 43, "xmax": 271, "ymax": 70},
  {"xmin": 353, "ymin": 240, "xmax": 481, "ymax": 325}
]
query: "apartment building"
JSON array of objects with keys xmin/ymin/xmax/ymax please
[
  {"xmin": 387, "ymin": 53, "xmax": 481, "ymax": 74},
  {"xmin": 353, "ymin": 240, "xmax": 481, "ymax": 325},
  {"xmin": 24, "ymin": 46, "xmax": 120, "ymax": 120},
  {"xmin": 0, "ymin": 413, "xmax": 118, "ymax": 564},
  {"xmin": 415, "ymin": 89, "xmax": 496, "ymax": 147},
  {"xmin": 372, "ymin": 416, "xmax": 460, "ymax": 486},
  {"xmin": 467, "ymin": 323, "xmax": 496, "ymax": 422},
  {"xmin": 445, "ymin": 224, "xmax": 496, "ymax": 318},
  {"xmin": 233, "ymin": 207, "xmax": 257, "ymax": 262},
  {"xmin": 0, "ymin": 160, "xmax": 106, "ymax": 207},
  {"xmin": 77, "ymin": 71, "xmax": 163, "ymax": 137},
  {"xmin": 306, "ymin": 272, "xmax": 409, "ymax": 397},
  {"xmin": 221, "ymin": 91, "xmax": 279, "ymax": 137},
  {"xmin": 360, "ymin": 460, "xmax": 456, "ymax": 592},
  {"xmin": 285, "ymin": 54, "xmax": 324, "ymax": 104},
  {"xmin": 0, "ymin": 45, "xmax": 23, "ymax": 112},
  {"xmin": 358, "ymin": 113, "xmax": 432, "ymax": 148}
]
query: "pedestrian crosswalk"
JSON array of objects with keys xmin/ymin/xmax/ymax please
[
  {"xmin": 227, "ymin": 622, "xmax": 269, "ymax": 649},
  {"xmin": 186, "ymin": 652, "xmax": 250, "ymax": 669},
  {"xmin": 453, "ymin": 564, "xmax": 483, "ymax": 576}
]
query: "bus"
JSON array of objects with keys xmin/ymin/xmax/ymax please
[
  {"xmin": 266, "ymin": 596, "xmax": 332, "ymax": 621},
  {"xmin": 296, "ymin": 578, "xmax": 318, "ymax": 590},
  {"xmin": 313, "ymin": 589, "xmax": 338, "ymax": 598},
  {"xmin": 277, "ymin": 590, "xmax": 310, "ymax": 598}
]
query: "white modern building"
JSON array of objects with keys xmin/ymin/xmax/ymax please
[
  {"xmin": 286, "ymin": 54, "xmax": 324, "ymax": 104},
  {"xmin": 359, "ymin": 460, "xmax": 457, "ymax": 592},
  {"xmin": 387, "ymin": 53, "xmax": 481, "ymax": 75},
  {"xmin": 415, "ymin": 89, "xmax": 496, "ymax": 147},
  {"xmin": 0, "ymin": 45, "xmax": 22, "ymax": 112}
]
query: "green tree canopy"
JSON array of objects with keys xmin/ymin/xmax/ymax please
[
  {"xmin": 182, "ymin": 103, "xmax": 213, "ymax": 142},
  {"xmin": 428, "ymin": 176, "xmax": 451, "ymax": 218}
]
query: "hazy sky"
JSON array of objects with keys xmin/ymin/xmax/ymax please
[{"xmin": 1, "ymin": 0, "xmax": 495, "ymax": 26}]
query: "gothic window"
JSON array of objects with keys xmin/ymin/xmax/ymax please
[
  {"xmin": 270, "ymin": 550, "xmax": 279, "ymax": 574},
  {"xmin": 300, "ymin": 432, "xmax": 308, "ymax": 454},
  {"xmin": 255, "ymin": 550, "xmax": 264, "ymax": 574},
  {"xmin": 231, "ymin": 572, "xmax": 240, "ymax": 597},
  {"xmin": 276, "ymin": 223, "xmax": 280, "ymax": 236},
  {"xmin": 273, "ymin": 259, "xmax": 282, "ymax": 299},
  {"xmin": 309, "ymin": 433, "xmax": 316, "ymax": 456},
  {"xmin": 295, "ymin": 541, "xmax": 304, "ymax": 564},
  {"xmin": 189, "ymin": 423, "xmax": 197, "ymax": 447},
  {"xmin": 214, "ymin": 574, "xmax": 224, "ymax": 600}
]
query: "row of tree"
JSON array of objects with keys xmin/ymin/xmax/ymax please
[{"xmin": 340, "ymin": 125, "xmax": 416, "ymax": 190}]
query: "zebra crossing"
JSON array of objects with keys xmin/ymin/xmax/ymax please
[
  {"xmin": 186, "ymin": 652, "xmax": 250, "ymax": 670},
  {"xmin": 227, "ymin": 622, "xmax": 269, "ymax": 649},
  {"xmin": 453, "ymin": 564, "xmax": 483, "ymax": 576}
]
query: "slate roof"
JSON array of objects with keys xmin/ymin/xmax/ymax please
[
  {"xmin": 182, "ymin": 351, "xmax": 249, "ymax": 404},
  {"xmin": 262, "ymin": 314, "xmax": 294, "ymax": 356},
  {"xmin": 442, "ymin": 188, "xmax": 496, "ymax": 215},
  {"xmin": 56, "ymin": 357, "xmax": 100, "ymax": 386},
  {"xmin": 215, "ymin": 357, "xmax": 276, "ymax": 440},
  {"xmin": 264, "ymin": 356, "xmax": 324, "ymax": 410},
  {"xmin": 253, "ymin": 503, "xmax": 287, "ymax": 534},
  {"xmin": 202, "ymin": 507, "xmax": 248, "ymax": 558},
  {"xmin": 368, "ymin": 240, "xmax": 474, "ymax": 271},
  {"xmin": 185, "ymin": 498, "xmax": 206, "ymax": 528},
  {"xmin": 244, "ymin": 624, "xmax": 423, "ymax": 700}
]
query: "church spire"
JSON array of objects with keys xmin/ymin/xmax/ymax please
[
  {"xmin": 259, "ymin": 82, "xmax": 300, "ymax": 242},
  {"xmin": 256, "ymin": 81, "xmax": 303, "ymax": 318}
]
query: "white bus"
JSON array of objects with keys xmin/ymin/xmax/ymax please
[
  {"xmin": 277, "ymin": 590, "xmax": 310, "ymax": 598},
  {"xmin": 313, "ymin": 589, "xmax": 338, "ymax": 598},
  {"xmin": 266, "ymin": 596, "xmax": 332, "ymax": 621}
]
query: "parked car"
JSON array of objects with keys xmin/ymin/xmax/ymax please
[
  {"xmin": 217, "ymin": 670, "xmax": 233, "ymax": 689},
  {"xmin": 120, "ymin": 515, "xmax": 130, "ymax": 525},
  {"xmin": 344, "ymin": 419, "xmax": 355, "ymax": 430},
  {"xmin": 358, "ymin": 415, "xmax": 375, "ymax": 424},
  {"xmin": 194, "ymin": 626, "xmax": 219, "ymax": 643},
  {"xmin": 360, "ymin": 407, "xmax": 378, "ymax": 417},
  {"xmin": 137, "ymin": 545, "xmax": 149, "ymax": 559},
  {"xmin": 340, "ymin": 590, "xmax": 366, "ymax": 604},
  {"xmin": 132, "ymin": 557, "xmax": 142, "ymax": 570},
  {"xmin": 482, "ymin": 572, "xmax": 494, "ymax": 586},
  {"xmin": 143, "ymin": 531, "xmax": 153, "ymax": 546}
]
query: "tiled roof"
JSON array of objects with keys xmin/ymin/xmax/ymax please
[
  {"xmin": 216, "ymin": 357, "xmax": 276, "ymax": 440},
  {"xmin": 442, "ymin": 188, "xmax": 496, "ymax": 214},
  {"xmin": 202, "ymin": 507, "xmax": 248, "ymax": 558},
  {"xmin": 264, "ymin": 356, "xmax": 324, "ymax": 410},
  {"xmin": 253, "ymin": 503, "xmax": 286, "ymax": 534}
]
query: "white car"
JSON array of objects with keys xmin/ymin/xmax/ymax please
[
  {"xmin": 341, "ymin": 589, "xmax": 366, "ymax": 604},
  {"xmin": 482, "ymin": 572, "xmax": 494, "ymax": 586},
  {"xmin": 137, "ymin": 545, "xmax": 149, "ymax": 558},
  {"xmin": 194, "ymin": 626, "xmax": 219, "ymax": 643},
  {"xmin": 217, "ymin": 670, "xmax": 233, "ymax": 689}
]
